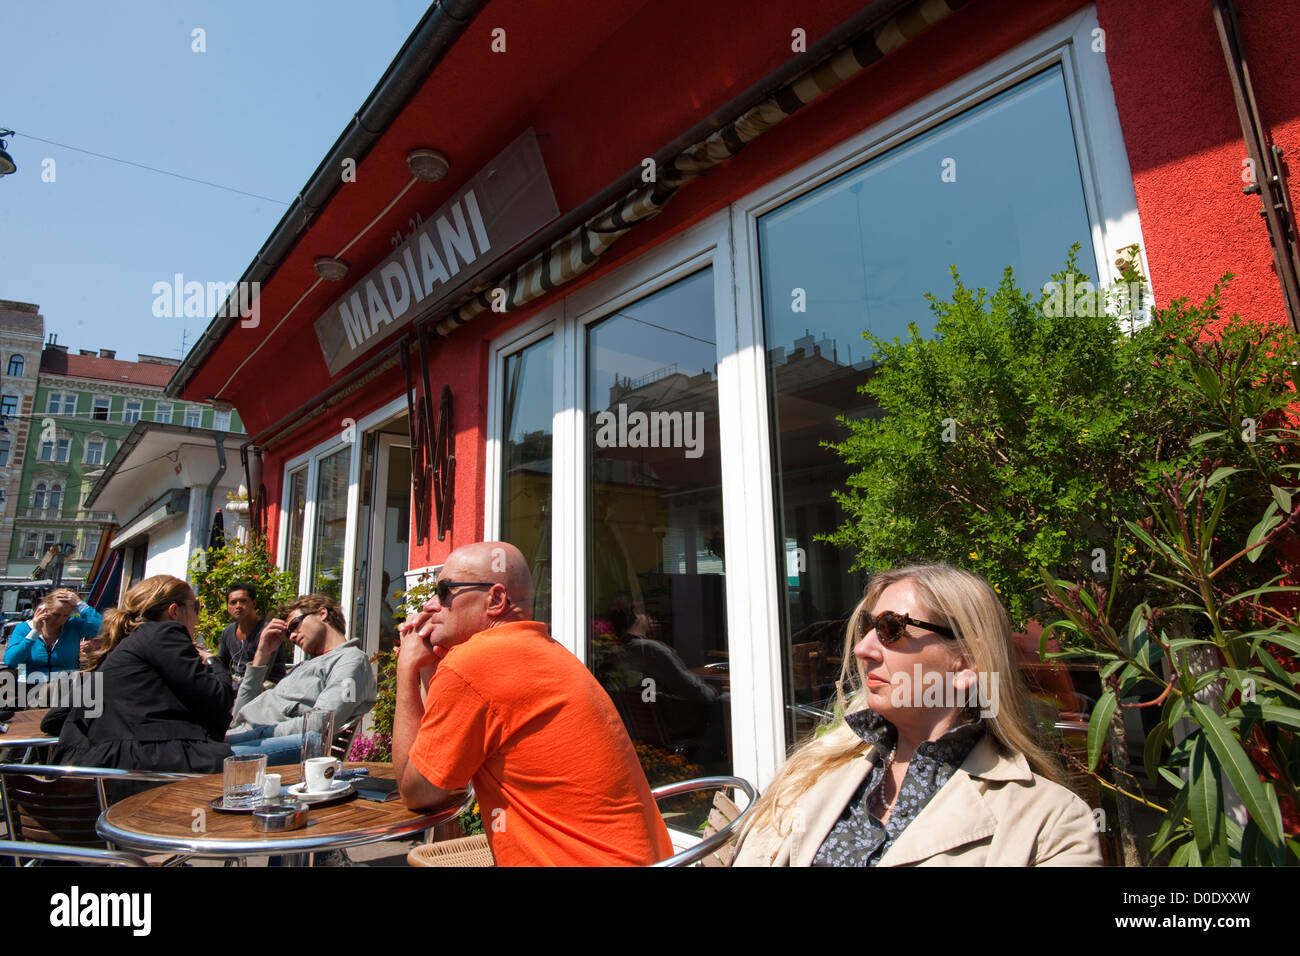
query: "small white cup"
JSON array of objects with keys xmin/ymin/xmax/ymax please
[
  {"xmin": 263, "ymin": 773, "xmax": 282, "ymax": 800},
  {"xmin": 304, "ymin": 756, "xmax": 341, "ymax": 793}
]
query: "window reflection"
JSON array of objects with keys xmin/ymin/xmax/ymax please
[
  {"xmin": 500, "ymin": 336, "xmax": 553, "ymax": 624},
  {"xmin": 311, "ymin": 448, "xmax": 351, "ymax": 600},
  {"xmin": 286, "ymin": 469, "xmax": 307, "ymax": 588},
  {"xmin": 758, "ymin": 67, "xmax": 1096, "ymax": 744},
  {"xmin": 586, "ymin": 268, "xmax": 732, "ymax": 807}
]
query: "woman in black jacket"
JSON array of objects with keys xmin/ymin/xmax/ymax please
[{"xmin": 51, "ymin": 575, "xmax": 235, "ymax": 775}]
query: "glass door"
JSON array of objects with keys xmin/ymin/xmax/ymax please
[
  {"xmin": 584, "ymin": 267, "xmax": 733, "ymax": 790},
  {"xmin": 363, "ymin": 432, "xmax": 411, "ymax": 659}
]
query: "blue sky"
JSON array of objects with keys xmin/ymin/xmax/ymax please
[{"xmin": 0, "ymin": 0, "xmax": 431, "ymax": 361}]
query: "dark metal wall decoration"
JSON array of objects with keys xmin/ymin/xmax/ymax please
[
  {"xmin": 401, "ymin": 329, "xmax": 455, "ymax": 545},
  {"xmin": 1212, "ymin": 0, "xmax": 1300, "ymax": 333}
]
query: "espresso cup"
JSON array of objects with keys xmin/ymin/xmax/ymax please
[{"xmin": 304, "ymin": 756, "xmax": 341, "ymax": 793}]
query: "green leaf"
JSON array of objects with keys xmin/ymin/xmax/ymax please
[
  {"xmin": 1087, "ymin": 689, "xmax": 1118, "ymax": 771},
  {"xmin": 1158, "ymin": 766, "xmax": 1186, "ymax": 791},
  {"xmin": 1151, "ymin": 784, "xmax": 1191, "ymax": 857},
  {"xmin": 1188, "ymin": 430, "xmax": 1227, "ymax": 446},
  {"xmin": 1143, "ymin": 719, "xmax": 1169, "ymax": 783},
  {"xmin": 1245, "ymin": 503, "xmax": 1284, "ymax": 563},
  {"xmin": 1271, "ymin": 484, "xmax": 1294, "ymax": 514},
  {"xmin": 1187, "ymin": 735, "xmax": 1227, "ymax": 866},
  {"xmin": 1205, "ymin": 466, "xmax": 1240, "ymax": 488},
  {"xmin": 1252, "ymin": 631, "xmax": 1300, "ymax": 657},
  {"xmin": 1230, "ymin": 702, "xmax": 1300, "ymax": 732},
  {"xmin": 1190, "ymin": 700, "xmax": 1284, "ymax": 847}
]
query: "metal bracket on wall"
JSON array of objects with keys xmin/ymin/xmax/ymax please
[
  {"xmin": 1212, "ymin": 0, "xmax": 1300, "ymax": 333},
  {"xmin": 400, "ymin": 331, "xmax": 454, "ymax": 545}
]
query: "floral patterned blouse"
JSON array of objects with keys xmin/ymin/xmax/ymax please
[{"xmin": 812, "ymin": 709, "xmax": 984, "ymax": 867}]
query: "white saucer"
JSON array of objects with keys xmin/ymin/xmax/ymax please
[{"xmin": 286, "ymin": 780, "xmax": 355, "ymax": 804}]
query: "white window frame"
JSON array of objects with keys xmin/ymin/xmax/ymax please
[
  {"xmin": 184, "ymin": 406, "xmax": 203, "ymax": 428},
  {"xmin": 91, "ymin": 395, "xmax": 112, "ymax": 422},
  {"xmin": 84, "ymin": 437, "xmax": 106, "ymax": 465},
  {"xmin": 484, "ymin": 212, "xmax": 762, "ymax": 783},
  {"xmin": 46, "ymin": 391, "xmax": 76, "ymax": 416},
  {"xmin": 155, "ymin": 402, "xmax": 173, "ymax": 424},
  {"xmin": 122, "ymin": 400, "xmax": 143, "ymax": 424},
  {"xmin": 276, "ymin": 394, "xmax": 407, "ymax": 636},
  {"xmin": 213, "ymin": 409, "xmax": 232, "ymax": 431},
  {"xmin": 724, "ymin": 6, "xmax": 1145, "ymax": 786}
]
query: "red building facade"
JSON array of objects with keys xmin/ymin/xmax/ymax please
[{"xmin": 170, "ymin": 0, "xmax": 1299, "ymax": 793}]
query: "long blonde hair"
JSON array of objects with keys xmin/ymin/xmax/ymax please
[
  {"xmin": 84, "ymin": 575, "xmax": 194, "ymax": 671},
  {"xmin": 740, "ymin": 564, "xmax": 1065, "ymax": 842}
]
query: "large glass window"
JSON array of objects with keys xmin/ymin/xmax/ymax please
[
  {"xmin": 757, "ymin": 66, "xmax": 1096, "ymax": 744},
  {"xmin": 586, "ymin": 268, "xmax": 732, "ymax": 793},
  {"xmin": 499, "ymin": 336, "xmax": 553, "ymax": 624},
  {"xmin": 7, "ymin": 355, "xmax": 23, "ymax": 377},
  {"xmin": 285, "ymin": 468, "xmax": 308, "ymax": 587},
  {"xmin": 310, "ymin": 447, "xmax": 351, "ymax": 600},
  {"xmin": 122, "ymin": 400, "xmax": 142, "ymax": 424},
  {"xmin": 155, "ymin": 402, "xmax": 173, "ymax": 424},
  {"xmin": 1, "ymin": 395, "xmax": 17, "ymax": 418},
  {"xmin": 92, "ymin": 397, "xmax": 111, "ymax": 421}
]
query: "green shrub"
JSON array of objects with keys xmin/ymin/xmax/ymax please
[{"xmin": 187, "ymin": 538, "xmax": 298, "ymax": 650}]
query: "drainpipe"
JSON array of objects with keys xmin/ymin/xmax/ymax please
[{"xmin": 201, "ymin": 433, "xmax": 227, "ymax": 549}]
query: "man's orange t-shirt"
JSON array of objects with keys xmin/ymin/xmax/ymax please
[{"xmin": 408, "ymin": 620, "xmax": 673, "ymax": 866}]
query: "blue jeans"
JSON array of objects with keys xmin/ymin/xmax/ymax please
[{"xmin": 227, "ymin": 728, "xmax": 303, "ymax": 767}]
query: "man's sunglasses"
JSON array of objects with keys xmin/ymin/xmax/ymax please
[
  {"xmin": 857, "ymin": 610, "xmax": 957, "ymax": 645},
  {"xmin": 286, "ymin": 613, "xmax": 310, "ymax": 637},
  {"xmin": 434, "ymin": 580, "xmax": 495, "ymax": 604}
]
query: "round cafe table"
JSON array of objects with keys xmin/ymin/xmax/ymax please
[
  {"xmin": 97, "ymin": 762, "xmax": 467, "ymax": 862},
  {"xmin": 0, "ymin": 708, "xmax": 55, "ymax": 757}
]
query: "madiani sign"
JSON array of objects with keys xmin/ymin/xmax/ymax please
[{"xmin": 314, "ymin": 129, "xmax": 558, "ymax": 374}]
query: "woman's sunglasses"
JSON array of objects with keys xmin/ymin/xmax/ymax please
[{"xmin": 857, "ymin": 610, "xmax": 957, "ymax": 645}]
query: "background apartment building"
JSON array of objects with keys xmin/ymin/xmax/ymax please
[
  {"xmin": 5, "ymin": 333, "xmax": 244, "ymax": 603},
  {"xmin": 0, "ymin": 301, "xmax": 48, "ymax": 580}
]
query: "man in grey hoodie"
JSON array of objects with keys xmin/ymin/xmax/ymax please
[{"xmin": 223, "ymin": 593, "xmax": 377, "ymax": 765}]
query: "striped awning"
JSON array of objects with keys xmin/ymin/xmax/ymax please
[{"xmin": 432, "ymin": 0, "xmax": 970, "ymax": 337}]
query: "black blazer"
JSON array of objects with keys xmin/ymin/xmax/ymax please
[{"xmin": 65, "ymin": 620, "xmax": 234, "ymax": 744}]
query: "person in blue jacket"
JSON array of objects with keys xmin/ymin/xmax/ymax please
[{"xmin": 3, "ymin": 588, "xmax": 103, "ymax": 679}]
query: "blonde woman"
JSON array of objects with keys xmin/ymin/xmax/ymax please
[
  {"xmin": 733, "ymin": 564, "xmax": 1101, "ymax": 866},
  {"xmin": 51, "ymin": 575, "xmax": 234, "ymax": 775},
  {"xmin": 3, "ymin": 588, "xmax": 102, "ymax": 678}
]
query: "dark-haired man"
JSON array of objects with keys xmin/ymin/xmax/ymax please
[
  {"xmin": 225, "ymin": 594, "xmax": 376, "ymax": 765},
  {"xmin": 215, "ymin": 581, "xmax": 286, "ymax": 684}
]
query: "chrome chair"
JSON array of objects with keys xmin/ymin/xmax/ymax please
[
  {"xmin": 0, "ymin": 838, "xmax": 149, "ymax": 867},
  {"xmin": 0, "ymin": 763, "xmax": 200, "ymax": 864},
  {"xmin": 650, "ymin": 775, "xmax": 757, "ymax": 867}
]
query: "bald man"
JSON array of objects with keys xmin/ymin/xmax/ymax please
[{"xmin": 393, "ymin": 541, "xmax": 673, "ymax": 866}]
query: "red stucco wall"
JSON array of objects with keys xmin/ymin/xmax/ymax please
[{"xmin": 1096, "ymin": 0, "xmax": 1300, "ymax": 331}]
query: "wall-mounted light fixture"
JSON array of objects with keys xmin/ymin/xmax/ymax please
[
  {"xmin": 407, "ymin": 148, "xmax": 449, "ymax": 182},
  {"xmin": 314, "ymin": 256, "xmax": 349, "ymax": 281}
]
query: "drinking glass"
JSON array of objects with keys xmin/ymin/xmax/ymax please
[
  {"xmin": 300, "ymin": 709, "xmax": 335, "ymax": 780},
  {"xmin": 222, "ymin": 754, "xmax": 267, "ymax": 809}
]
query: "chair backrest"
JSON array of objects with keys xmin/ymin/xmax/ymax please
[
  {"xmin": 649, "ymin": 775, "xmax": 757, "ymax": 867},
  {"xmin": 0, "ymin": 764, "xmax": 199, "ymax": 849},
  {"xmin": 331, "ymin": 717, "xmax": 361, "ymax": 760},
  {"xmin": 0, "ymin": 769, "xmax": 101, "ymax": 847},
  {"xmin": 0, "ymin": 838, "xmax": 148, "ymax": 867}
]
